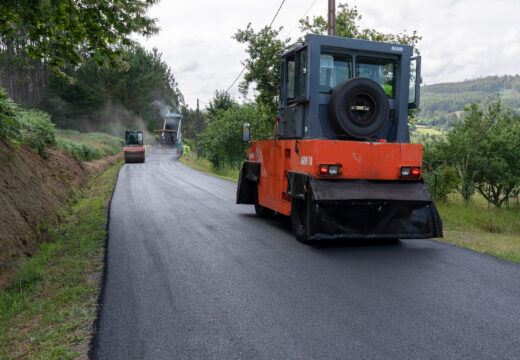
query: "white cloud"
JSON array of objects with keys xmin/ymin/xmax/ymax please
[{"xmin": 138, "ymin": 0, "xmax": 520, "ymax": 108}]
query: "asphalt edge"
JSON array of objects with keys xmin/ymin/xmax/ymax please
[
  {"xmin": 177, "ymin": 155, "xmax": 238, "ymax": 183},
  {"xmin": 87, "ymin": 164, "xmax": 123, "ymax": 360}
]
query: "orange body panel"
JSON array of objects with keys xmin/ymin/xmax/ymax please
[
  {"xmin": 247, "ymin": 139, "xmax": 423, "ymax": 216},
  {"xmin": 124, "ymin": 146, "xmax": 145, "ymax": 153}
]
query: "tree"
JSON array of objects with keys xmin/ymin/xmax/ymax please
[
  {"xmin": 0, "ymin": 87, "xmax": 20, "ymax": 139},
  {"xmin": 474, "ymin": 106, "xmax": 520, "ymax": 207},
  {"xmin": 423, "ymin": 138, "xmax": 460, "ymax": 201},
  {"xmin": 39, "ymin": 45, "xmax": 183, "ymax": 133},
  {"xmin": 199, "ymin": 103, "xmax": 272, "ymax": 167},
  {"xmin": 206, "ymin": 90, "xmax": 236, "ymax": 118},
  {"xmin": 432, "ymin": 101, "xmax": 492, "ymax": 201},
  {"xmin": 180, "ymin": 105, "xmax": 208, "ymax": 141},
  {"xmin": 0, "ymin": 0, "xmax": 159, "ymax": 73},
  {"xmin": 233, "ymin": 24, "xmax": 290, "ymax": 117},
  {"xmin": 423, "ymin": 97, "xmax": 520, "ymax": 206}
]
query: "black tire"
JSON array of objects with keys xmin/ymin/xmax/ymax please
[
  {"xmin": 290, "ymin": 197, "xmax": 313, "ymax": 244},
  {"xmin": 329, "ymin": 78, "xmax": 390, "ymax": 139},
  {"xmin": 254, "ymin": 204, "xmax": 275, "ymax": 218}
]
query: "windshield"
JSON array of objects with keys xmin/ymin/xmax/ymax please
[
  {"xmin": 126, "ymin": 131, "xmax": 143, "ymax": 145},
  {"xmin": 319, "ymin": 53, "xmax": 352, "ymax": 93},
  {"xmin": 356, "ymin": 57, "xmax": 397, "ymax": 98}
]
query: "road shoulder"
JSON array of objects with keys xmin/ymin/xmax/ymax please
[{"xmin": 0, "ymin": 162, "xmax": 122, "ymax": 359}]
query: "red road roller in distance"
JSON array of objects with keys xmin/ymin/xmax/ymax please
[{"xmin": 124, "ymin": 130, "xmax": 145, "ymax": 163}]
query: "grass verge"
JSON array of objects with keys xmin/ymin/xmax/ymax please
[
  {"xmin": 441, "ymin": 230, "xmax": 520, "ymax": 264},
  {"xmin": 436, "ymin": 194, "xmax": 520, "ymax": 264},
  {"xmin": 0, "ymin": 161, "xmax": 122, "ymax": 359},
  {"xmin": 56, "ymin": 129, "xmax": 124, "ymax": 161},
  {"xmin": 179, "ymin": 153, "xmax": 239, "ymax": 182}
]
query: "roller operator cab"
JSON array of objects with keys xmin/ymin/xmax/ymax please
[{"xmin": 237, "ymin": 34, "xmax": 443, "ymax": 243}]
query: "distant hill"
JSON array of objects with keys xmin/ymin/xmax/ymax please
[{"xmin": 418, "ymin": 75, "xmax": 520, "ymax": 128}]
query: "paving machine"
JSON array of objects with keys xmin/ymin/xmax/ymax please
[
  {"xmin": 154, "ymin": 113, "xmax": 182, "ymax": 151},
  {"xmin": 124, "ymin": 130, "xmax": 145, "ymax": 163},
  {"xmin": 237, "ymin": 34, "xmax": 442, "ymax": 243}
]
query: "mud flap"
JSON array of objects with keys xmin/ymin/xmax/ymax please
[
  {"xmin": 287, "ymin": 173, "xmax": 443, "ymax": 240},
  {"xmin": 310, "ymin": 200, "xmax": 442, "ymax": 240},
  {"xmin": 236, "ymin": 161, "xmax": 261, "ymax": 204}
]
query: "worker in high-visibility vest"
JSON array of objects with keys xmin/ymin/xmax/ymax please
[{"xmin": 383, "ymin": 83, "xmax": 393, "ymax": 97}]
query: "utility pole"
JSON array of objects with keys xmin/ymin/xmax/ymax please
[
  {"xmin": 328, "ymin": 0, "xmax": 336, "ymax": 36},
  {"xmin": 196, "ymin": 98, "xmax": 201, "ymax": 157}
]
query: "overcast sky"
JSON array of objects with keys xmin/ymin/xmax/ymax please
[{"xmin": 138, "ymin": 0, "xmax": 520, "ymax": 109}]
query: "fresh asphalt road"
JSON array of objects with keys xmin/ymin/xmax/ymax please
[{"xmin": 94, "ymin": 147, "xmax": 520, "ymax": 360}]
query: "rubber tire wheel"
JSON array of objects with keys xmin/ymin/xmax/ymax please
[
  {"xmin": 255, "ymin": 204, "xmax": 275, "ymax": 218},
  {"xmin": 290, "ymin": 198, "xmax": 313, "ymax": 244},
  {"xmin": 329, "ymin": 78, "xmax": 390, "ymax": 139}
]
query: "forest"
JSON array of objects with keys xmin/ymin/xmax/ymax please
[
  {"xmin": 419, "ymin": 75, "xmax": 520, "ymax": 129},
  {"xmin": 0, "ymin": 0, "xmax": 182, "ymax": 137}
]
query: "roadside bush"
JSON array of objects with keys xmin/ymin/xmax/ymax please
[
  {"xmin": 423, "ymin": 165, "xmax": 460, "ymax": 201},
  {"xmin": 1, "ymin": 87, "xmax": 56, "ymax": 155},
  {"xmin": 0, "ymin": 87, "xmax": 22, "ymax": 141},
  {"xmin": 55, "ymin": 129, "xmax": 123, "ymax": 161},
  {"xmin": 19, "ymin": 110, "xmax": 56, "ymax": 156},
  {"xmin": 199, "ymin": 103, "xmax": 272, "ymax": 167},
  {"xmin": 183, "ymin": 137, "xmax": 196, "ymax": 149},
  {"xmin": 56, "ymin": 137, "xmax": 102, "ymax": 161}
]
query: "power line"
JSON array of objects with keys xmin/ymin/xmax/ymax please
[
  {"xmin": 269, "ymin": 0, "xmax": 287, "ymax": 28},
  {"xmin": 225, "ymin": 65, "xmax": 247, "ymax": 94},
  {"xmin": 283, "ymin": 0, "xmax": 319, "ymax": 40},
  {"xmin": 225, "ymin": 0, "xmax": 287, "ymax": 94}
]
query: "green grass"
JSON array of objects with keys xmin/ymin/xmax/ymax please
[
  {"xmin": 437, "ymin": 193, "xmax": 520, "ymax": 234},
  {"xmin": 179, "ymin": 152, "xmax": 239, "ymax": 182},
  {"xmin": 442, "ymin": 230, "xmax": 520, "ymax": 263},
  {"xmin": 435, "ymin": 192, "xmax": 520, "ymax": 263},
  {"xmin": 55, "ymin": 129, "xmax": 124, "ymax": 161},
  {"xmin": 0, "ymin": 161, "xmax": 122, "ymax": 359},
  {"xmin": 413, "ymin": 125, "xmax": 444, "ymax": 137}
]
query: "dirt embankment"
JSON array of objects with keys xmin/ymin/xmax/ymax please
[{"xmin": 0, "ymin": 140, "xmax": 120, "ymax": 273}]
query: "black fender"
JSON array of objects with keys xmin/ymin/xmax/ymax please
[
  {"xmin": 236, "ymin": 161, "xmax": 261, "ymax": 204},
  {"xmin": 286, "ymin": 171, "xmax": 311, "ymax": 200}
]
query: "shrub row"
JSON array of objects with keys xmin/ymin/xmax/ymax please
[
  {"xmin": 55, "ymin": 138, "xmax": 102, "ymax": 161},
  {"xmin": 55, "ymin": 130, "xmax": 124, "ymax": 161},
  {"xmin": 0, "ymin": 88, "xmax": 56, "ymax": 156}
]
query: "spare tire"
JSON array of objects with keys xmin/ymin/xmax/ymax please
[{"xmin": 329, "ymin": 78, "xmax": 390, "ymax": 139}]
